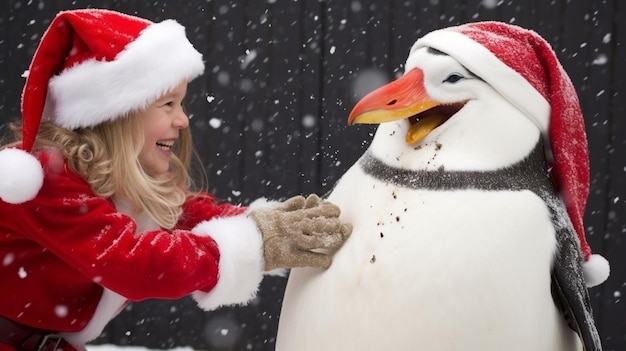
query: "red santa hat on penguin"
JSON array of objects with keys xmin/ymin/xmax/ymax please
[
  {"xmin": 0, "ymin": 9, "xmax": 204, "ymax": 204},
  {"xmin": 409, "ymin": 21, "xmax": 609, "ymax": 287}
]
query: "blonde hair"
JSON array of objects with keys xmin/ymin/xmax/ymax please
[{"xmin": 4, "ymin": 115, "xmax": 206, "ymax": 229}]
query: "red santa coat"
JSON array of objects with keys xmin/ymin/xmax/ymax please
[{"xmin": 0, "ymin": 149, "xmax": 267, "ymax": 345}]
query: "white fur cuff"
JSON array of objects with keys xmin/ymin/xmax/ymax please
[{"xmin": 191, "ymin": 214, "xmax": 265, "ymax": 311}]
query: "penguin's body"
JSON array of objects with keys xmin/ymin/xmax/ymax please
[
  {"xmin": 276, "ymin": 23, "xmax": 606, "ymax": 351},
  {"xmin": 277, "ymin": 112, "xmax": 580, "ymax": 351}
]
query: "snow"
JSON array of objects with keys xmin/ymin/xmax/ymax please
[
  {"xmin": 0, "ymin": 0, "xmax": 620, "ymax": 349},
  {"xmin": 18, "ymin": 266, "xmax": 27, "ymax": 278},
  {"xmin": 302, "ymin": 114, "xmax": 317, "ymax": 128},
  {"xmin": 55, "ymin": 304, "xmax": 69, "ymax": 318},
  {"xmin": 482, "ymin": 0, "xmax": 499, "ymax": 9},
  {"xmin": 349, "ymin": 68, "xmax": 389, "ymax": 102},
  {"xmin": 240, "ymin": 49, "xmax": 258, "ymax": 69},
  {"xmin": 208, "ymin": 117, "xmax": 222, "ymax": 128},
  {"xmin": 3, "ymin": 252, "xmax": 15, "ymax": 266}
]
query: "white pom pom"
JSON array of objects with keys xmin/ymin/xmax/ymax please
[
  {"xmin": 583, "ymin": 254, "xmax": 610, "ymax": 288},
  {"xmin": 0, "ymin": 148, "xmax": 44, "ymax": 204}
]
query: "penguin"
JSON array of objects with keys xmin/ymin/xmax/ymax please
[{"xmin": 276, "ymin": 22, "xmax": 608, "ymax": 351}]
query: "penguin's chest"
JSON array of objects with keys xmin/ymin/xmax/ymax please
[
  {"xmin": 327, "ymin": 172, "xmax": 557, "ymax": 291},
  {"xmin": 278, "ymin": 168, "xmax": 562, "ymax": 350}
]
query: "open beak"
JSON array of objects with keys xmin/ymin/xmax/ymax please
[{"xmin": 348, "ymin": 68, "xmax": 463, "ymax": 144}]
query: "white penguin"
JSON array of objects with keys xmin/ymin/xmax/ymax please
[{"xmin": 276, "ymin": 22, "xmax": 609, "ymax": 351}]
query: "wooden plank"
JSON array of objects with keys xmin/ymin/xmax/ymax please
[
  {"xmin": 533, "ymin": 0, "xmax": 564, "ymax": 51},
  {"xmin": 466, "ymin": 0, "xmax": 499, "ymax": 22},
  {"xmin": 0, "ymin": 13, "xmax": 22, "ymax": 121},
  {"xmin": 557, "ymin": 0, "xmax": 609, "ymax": 323},
  {"xmin": 417, "ymin": 0, "xmax": 444, "ymax": 35},
  {"xmin": 177, "ymin": 2, "xmax": 217, "ymax": 194},
  {"xmin": 389, "ymin": 0, "xmax": 420, "ymax": 74},
  {"xmin": 318, "ymin": 0, "xmax": 371, "ymax": 195},
  {"xmin": 597, "ymin": 0, "xmax": 626, "ymax": 348},
  {"xmin": 265, "ymin": 1, "xmax": 306, "ymax": 199},
  {"xmin": 236, "ymin": 2, "xmax": 271, "ymax": 202},
  {"xmin": 297, "ymin": 0, "xmax": 325, "ymax": 196},
  {"xmin": 365, "ymin": 1, "xmax": 391, "ymax": 70},
  {"xmin": 202, "ymin": 1, "xmax": 247, "ymax": 203},
  {"xmin": 439, "ymin": 0, "xmax": 467, "ymax": 26},
  {"xmin": 560, "ymin": 1, "xmax": 591, "ymax": 92},
  {"xmin": 0, "ymin": 1, "xmax": 57, "ymax": 122},
  {"xmin": 576, "ymin": 0, "xmax": 615, "ymax": 324},
  {"xmin": 497, "ymin": 0, "xmax": 530, "ymax": 26}
]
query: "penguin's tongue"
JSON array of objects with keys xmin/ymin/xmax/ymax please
[{"xmin": 406, "ymin": 114, "xmax": 447, "ymax": 144}]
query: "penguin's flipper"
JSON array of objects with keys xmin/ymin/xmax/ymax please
[{"xmin": 551, "ymin": 223, "xmax": 602, "ymax": 351}]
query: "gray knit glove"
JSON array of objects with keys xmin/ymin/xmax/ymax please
[{"xmin": 250, "ymin": 194, "xmax": 352, "ymax": 271}]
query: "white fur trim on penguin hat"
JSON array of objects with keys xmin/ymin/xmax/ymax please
[{"xmin": 409, "ymin": 26, "xmax": 551, "ymax": 136}]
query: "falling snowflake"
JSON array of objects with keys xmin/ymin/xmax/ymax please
[
  {"xmin": 209, "ymin": 118, "xmax": 222, "ymax": 129},
  {"xmin": 3, "ymin": 253, "xmax": 14, "ymax": 266},
  {"xmin": 55, "ymin": 304, "xmax": 69, "ymax": 318}
]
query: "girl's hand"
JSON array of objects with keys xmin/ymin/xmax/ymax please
[{"xmin": 250, "ymin": 195, "xmax": 352, "ymax": 271}]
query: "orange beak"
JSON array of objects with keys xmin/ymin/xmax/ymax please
[{"xmin": 348, "ymin": 68, "xmax": 445, "ymax": 144}]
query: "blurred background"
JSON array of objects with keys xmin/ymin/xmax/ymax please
[{"xmin": 1, "ymin": 0, "xmax": 624, "ymax": 350}]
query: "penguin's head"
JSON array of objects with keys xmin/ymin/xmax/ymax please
[{"xmin": 349, "ymin": 46, "xmax": 542, "ymax": 171}]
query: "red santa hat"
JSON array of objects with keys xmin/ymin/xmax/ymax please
[
  {"xmin": 409, "ymin": 21, "xmax": 609, "ymax": 287},
  {"xmin": 0, "ymin": 9, "xmax": 204, "ymax": 205}
]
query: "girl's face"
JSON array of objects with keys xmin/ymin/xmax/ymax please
[{"xmin": 138, "ymin": 81, "xmax": 189, "ymax": 176}]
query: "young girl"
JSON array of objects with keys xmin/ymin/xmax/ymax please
[{"xmin": 0, "ymin": 9, "xmax": 351, "ymax": 351}]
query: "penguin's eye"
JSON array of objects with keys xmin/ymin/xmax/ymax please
[{"xmin": 443, "ymin": 72, "xmax": 465, "ymax": 84}]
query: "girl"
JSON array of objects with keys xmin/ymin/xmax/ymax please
[{"xmin": 0, "ymin": 9, "xmax": 350, "ymax": 351}]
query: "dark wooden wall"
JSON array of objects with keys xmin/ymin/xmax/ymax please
[{"xmin": 1, "ymin": 0, "xmax": 624, "ymax": 350}]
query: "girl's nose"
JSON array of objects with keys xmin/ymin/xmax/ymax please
[{"xmin": 174, "ymin": 109, "xmax": 190, "ymax": 129}]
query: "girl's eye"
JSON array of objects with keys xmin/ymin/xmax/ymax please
[
  {"xmin": 162, "ymin": 100, "xmax": 181, "ymax": 108},
  {"xmin": 160, "ymin": 97, "xmax": 185, "ymax": 108}
]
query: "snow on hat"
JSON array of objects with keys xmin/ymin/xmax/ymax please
[
  {"xmin": 0, "ymin": 9, "xmax": 204, "ymax": 205},
  {"xmin": 409, "ymin": 21, "xmax": 609, "ymax": 287}
]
